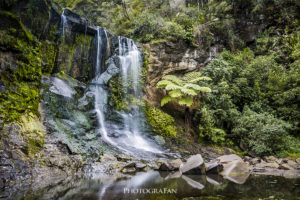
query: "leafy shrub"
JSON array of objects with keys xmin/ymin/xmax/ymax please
[
  {"xmin": 232, "ymin": 107, "xmax": 292, "ymax": 156},
  {"xmin": 145, "ymin": 103, "xmax": 177, "ymax": 138},
  {"xmin": 197, "ymin": 106, "xmax": 226, "ymax": 144}
]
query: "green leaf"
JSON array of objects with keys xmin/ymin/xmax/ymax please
[
  {"xmin": 161, "ymin": 96, "xmax": 175, "ymax": 106},
  {"xmin": 189, "ymin": 76, "xmax": 212, "ymax": 83},
  {"xmin": 157, "ymin": 80, "xmax": 173, "ymax": 88},
  {"xmin": 169, "ymin": 90, "xmax": 183, "ymax": 98},
  {"xmin": 165, "ymin": 83, "xmax": 181, "ymax": 91},
  {"xmin": 198, "ymin": 87, "xmax": 212, "ymax": 93},
  {"xmin": 178, "ymin": 96, "xmax": 193, "ymax": 107},
  {"xmin": 163, "ymin": 75, "xmax": 184, "ymax": 85},
  {"xmin": 180, "ymin": 88, "xmax": 198, "ymax": 96},
  {"xmin": 183, "ymin": 72, "xmax": 203, "ymax": 81},
  {"xmin": 184, "ymin": 83, "xmax": 202, "ymax": 91}
]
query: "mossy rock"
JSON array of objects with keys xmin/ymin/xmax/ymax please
[{"xmin": 18, "ymin": 113, "xmax": 45, "ymax": 157}]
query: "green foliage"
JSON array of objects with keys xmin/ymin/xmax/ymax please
[
  {"xmin": 194, "ymin": 29, "xmax": 300, "ymax": 155},
  {"xmin": 145, "ymin": 103, "xmax": 177, "ymax": 138},
  {"xmin": 157, "ymin": 72, "xmax": 211, "ymax": 107},
  {"xmin": 108, "ymin": 76, "xmax": 128, "ymax": 111},
  {"xmin": 197, "ymin": 106, "xmax": 226, "ymax": 144},
  {"xmin": 96, "ymin": 0, "xmax": 202, "ymax": 43},
  {"xmin": 232, "ymin": 107, "xmax": 292, "ymax": 156}
]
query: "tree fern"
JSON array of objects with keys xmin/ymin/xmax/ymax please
[
  {"xmin": 165, "ymin": 83, "xmax": 181, "ymax": 90},
  {"xmin": 180, "ymin": 88, "xmax": 198, "ymax": 96},
  {"xmin": 157, "ymin": 71, "xmax": 212, "ymax": 108},
  {"xmin": 189, "ymin": 76, "xmax": 212, "ymax": 83},
  {"xmin": 157, "ymin": 80, "xmax": 173, "ymax": 88},
  {"xmin": 178, "ymin": 96, "xmax": 193, "ymax": 107},
  {"xmin": 161, "ymin": 96, "xmax": 174, "ymax": 106},
  {"xmin": 198, "ymin": 87, "xmax": 212, "ymax": 93},
  {"xmin": 169, "ymin": 90, "xmax": 183, "ymax": 98},
  {"xmin": 163, "ymin": 75, "xmax": 184, "ymax": 85},
  {"xmin": 183, "ymin": 72, "xmax": 203, "ymax": 81},
  {"xmin": 184, "ymin": 83, "xmax": 202, "ymax": 91}
]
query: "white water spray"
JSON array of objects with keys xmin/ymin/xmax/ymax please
[{"xmin": 117, "ymin": 36, "xmax": 162, "ymax": 154}]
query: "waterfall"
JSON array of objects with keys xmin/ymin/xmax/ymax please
[
  {"xmin": 117, "ymin": 36, "xmax": 162, "ymax": 154},
  {"xmin": 93, "ymin": 27, "xmax": 116, "ymax": 146},
  {"xmin": 60, "ymin": 10, "xmax": 67, "ymax": 36},
  {"xmin": 92, "ymin": 29, "xmax": 162, "ymax": 156}
]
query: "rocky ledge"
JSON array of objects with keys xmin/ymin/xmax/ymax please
[{"xmin": 87, "ymin": 153, "xmax": 300, "ymax": 186}]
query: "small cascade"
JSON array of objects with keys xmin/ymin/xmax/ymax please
[
  {"xmin": 92, "ymin": 27, "xmax": 116, "ymax": 146},
  {"xmin": 60, "ymin": 10, "xmax": 67, "ymax": 37}
]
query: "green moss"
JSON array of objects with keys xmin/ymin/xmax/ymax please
[
  {"xmin": 0, "ymin": 11, "xmax": 33, "ymax": 41},
  {"xmin": 57, "ymin": 32, "xmax": 93, "ymax": 82},
  {"xmin": 41, "ymin": 41, "xmax": 57, "ymax": 74},
  {"xmin": 108, "ymin": 76, "xmax": 128, "ymax": 111},
  {"xmin": 140, "ymin": 47, "xmax": 149, "ymax": 87},
  {"xmin": 0, "ymin": 20, "xmax": 42, "ymax": 123},
  {"xmin": 18, "ymin": 113, "xmax": 45, "ymax": 157},
  {"xmin": 144, "ymin": 103, "xmax": 177, "ymax": 138}
]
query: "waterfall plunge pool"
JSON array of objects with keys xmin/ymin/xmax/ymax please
[{"xmin": 6, "ymin": 171, "xmax": 300, "ymax": 200}]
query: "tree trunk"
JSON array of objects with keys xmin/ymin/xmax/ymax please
[
  {"xmin": 122, "ymin": 1, "xmax": 131, "ymax": 20},
  {"xmin": 185, "ymin": 107, "xmax": 191, "ymax": 133}
]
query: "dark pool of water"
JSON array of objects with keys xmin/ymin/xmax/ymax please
[{"xmin": 4, "ymin": 171, "xmax": 300, "ymax": 200}]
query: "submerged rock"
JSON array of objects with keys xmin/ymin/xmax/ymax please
[
  {"xmin": 182, "ymin": 175, "xmax": 205, "ymax": 190},
  {"xmin": 165, "ymin": 171, "xmax": 182, "ymax": 180},
  {"xmin": 206, "ymin": 175, "xmax": 223, "ymax": 186},
  {"xmin": 180, "ymin": 154, "xmax": 205, "ymax": 175}
]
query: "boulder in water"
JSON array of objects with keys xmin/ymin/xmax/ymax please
[
  {"xmin": 206, "ymin": 160, "xmax": 223, "ymax": 174},
  {"xmin": 159, "ymin": 159, "xmax": 183, "ymax": 171},
  {"xmin": 180, "ymin": 154, "xmax": 205, "ymax": 175},
  {"xmin": 217, "ymin": 154, "xmax": 250, "ymax": 184}
]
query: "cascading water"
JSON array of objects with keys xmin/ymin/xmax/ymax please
[
  {"xmin": 117, "ymin": 37, "xmax": 162, "ymax": 154},
  {"xmin": 60, "ymin": 10, "xmax": 67, "ymax": 36},
  {"xmin": 91, "ymin": 29, "xmax": 162, "ymax": 156},
  {"xmin": 92, "ymin": 27, "xmax": 116, "ymax": 147}
]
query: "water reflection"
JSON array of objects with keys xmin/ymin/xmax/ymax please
[{"xmin": 4, "ymin": 171, "xmax": 300, "ymax": 200}]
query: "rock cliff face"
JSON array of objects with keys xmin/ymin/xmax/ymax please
[
  {"xmin": 143, "ymin": 41, "xmax": 223, "ymax": 112},
  {"xmin": 0, "ymin": 1, "xmax": 124, "ymax": 194}
]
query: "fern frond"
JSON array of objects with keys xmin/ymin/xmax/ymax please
[
  {"xmin": 161, "ymin": 96, "xmax": 175, "ymax": 106},
  {"xmin": 169, "ymin": 90, "xmax": 183, "ymax": 98},
  {"xmin": 183, "ymin": 72, "xmax": 202, "ymax": 81},
  {"xmin": 198, "ymin": 87, "xmax": 212, "ymax": 93},
  {"xmin": 180, "ymin": 88, "xmax": 198, "ymax": 96},
  {"xmin": 189, "ymin": 76, "xmax": 212, "ymax": 83},
  {"xmin": 157, "ymin": 80, "xmax": 173, "ymax": 88},
  {"xmin": 165, "ymin": 83, "xmax": 182, "ymax": 91},
  {"xmin": 178, "ymin": 96, "xmax": 193, "ymax": 107},
  {"xmin": 184, "ymin": 83, "xmax": 202, "ymax": 91},
  {"xmin": 163, "ymin": 75, "xmax": 183, "ymax": 85}
]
